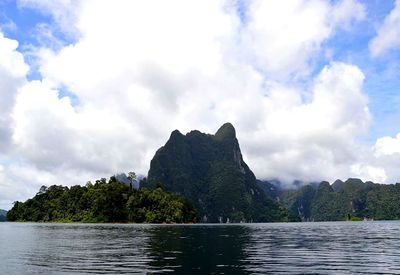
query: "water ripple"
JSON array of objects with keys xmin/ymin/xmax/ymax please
[{"xmin": 1, "ymin": 221, "xmax": 400, "ymax": 274}]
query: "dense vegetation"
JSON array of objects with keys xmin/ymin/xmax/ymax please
[
  {"xmin": 274, "ymin": 178, "xmax": 400, "ymax": 221},
  {"xmin": 144, "ymin": 123, "xmax": 296, "ymax": 223},
  {"xmin": 7, "ymin": 122, "xmax": 400, "ymax": 223},
  {"xmin": 7, "ymin": 177, "xmax": 197, "ymax": 223}
]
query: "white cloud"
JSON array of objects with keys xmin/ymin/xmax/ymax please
[
  {"xmin": 331, "ymin": 0, "xmax": 366, "ymax": 29},
  {"xmin": 0, "ymin": 32, "xmax": 28, "ymax": 152},
  {"xmin": 350, "ymin": 164, "xmax": 387, "ymax": 184},
  {"xmin": 240, "ymin": 0, "xmax": 365, "ymax": 79},
  {"xmin": 3, "ymin": 0, "xmax": 400, "ymax": 210},
  {"xmin": 27, "ymin": 0, "xmax": 370, "ymax": 185},
  {"xmin": 12, "ymin": 80, "xmax": 150, "ymax": 174},
  {"xmin": 0, "ymin": 159, "xmax": 101, "ymax": 209},
  {"xmin": 38, "ymin": 0, "xmax": 236, "ymax": 94},
  {"xmin": 342, "ymin": 134, "xmax": 400, "ymax": 185},
  {"xmin": 370, "ymin": 0, "xmax": 400, "ymax": 57},
  {"xmin": 240, "ymin": 62, "xmax": 370, "ymax": 183},
  {"xmin": 375, "ymin": 134, "xmax": 400, "ymax": 156}
]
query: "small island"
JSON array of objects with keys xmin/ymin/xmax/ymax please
[{"xmin": 7, "ymin": 176, "xmax": 197, "ymax": 223}]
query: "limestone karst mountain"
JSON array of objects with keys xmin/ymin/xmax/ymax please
[{"xmin": 144, "ymin": 123, "xmax": 293, "ymax": 222}]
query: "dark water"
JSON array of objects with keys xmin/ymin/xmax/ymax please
[{"xmin": 1, "ymin": 222, "xmax": 400, "ymax": 274}]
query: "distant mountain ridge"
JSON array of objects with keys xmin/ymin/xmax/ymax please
[
  {"xmin": 0, "ymin": 209, "xmax": 7, "ymax": 222},
  {"xmin": 143, "ymin": 123, "xmax": 294, "ymax": 222},
  {"xmin": 7, "ymin": 122, "xmax": 400, "ymax": 223},
  {"xmin": 268, "ymin": 178, "xmax": 400, "ymax": 221}
]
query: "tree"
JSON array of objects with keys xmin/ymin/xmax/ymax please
[
  {"xmin": 128, "ymin": 172, "xmax": 136, "ymax": 190},
  {"xmin": 7, "ymin": 176, "xmax": 197, "ymax": 223}
]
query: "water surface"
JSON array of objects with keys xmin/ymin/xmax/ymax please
[{"xmin": 1, "ymin": 221, "xmax": 400, "ymax": 274}]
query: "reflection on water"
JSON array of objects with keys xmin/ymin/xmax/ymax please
[
  {"xmin": 1, "ymin": 222, "xmax": 400, "ymax": 274},
  {"xmin": 146, "ymin": 225, "xmax": 251, "ymax": 274}
]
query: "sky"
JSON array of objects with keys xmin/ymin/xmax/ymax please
[{"xmin": 0, "ymin": 0, "xmax": 400, "ymax": 209}]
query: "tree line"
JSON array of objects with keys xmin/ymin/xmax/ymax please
[
  {"xmin": 7, "ymin": 176, "xmax": 197, "ymax": 223},
  {"xmin": 278, "ymin": 178, "xmax": 400, "ymax": 221}
]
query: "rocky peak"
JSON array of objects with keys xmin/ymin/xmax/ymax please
[
  {"xmin": 145, "ymin": 123, "xmax": 290, "ymax": 222},
  {"xmin": 214, "ymin": 122, "xmax": 236, "ymax": 140},
  {"xmin": 169, "ymin": 129, "xmax": 184, "ymax": 140}
]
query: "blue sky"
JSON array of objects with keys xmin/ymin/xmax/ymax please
[
  {"xmin": 2, "ymin": 0, "xmax": 398, "ymax": 141},
  {"xmin": 1, "ymin": 0, "xmax": 400, "ymax": 209},
  {"xmin": 0, "ymin": 0, "xmax": 400, "ymax": 143}
]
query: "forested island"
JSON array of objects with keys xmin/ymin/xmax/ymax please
[
  {"xmin": 7, "ymin": 177, "xmax": 197, "ymax": 223},
  {"xmin": 7, "ymin": 123, "xmax": 400, "ymax": 223}
]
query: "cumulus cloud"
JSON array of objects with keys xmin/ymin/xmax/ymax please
[
  {"xmin": 340, "ymin": 134, "xmax": 400, "ymax": 186},
  {"xmin": 364, "ymin": 134, "xmax": 400, "ymax": 183},
  {"xmin": 240, "ymin": 0, "xmax": 365, "ymax": 79},
  {"xmin": 241, "ymin": 62, "xmax": 370, "ymax": 183},
  {"xmin": 12, "ymin": 79, "xmax": 154, "ymax": 175},
  {"xmin": 23, "ymin": 0, "xmax": 371, "ymax": 183},
  {"xmin": 375, "ymin": 134, "xmax": 400, "ymax": 156},
  {"xmin": 0, "ymin": 160, "xmax": 101, "ymax": 209},
  {"xmin": 370, "ymin": 0, "xmax": 400, "ymax": 57},
  {"xmin": 2, "ymin": 0, "xmax": 400, "ymax": 209},
  {"xmin": 0, "ymin": 32, "xmax": 28, "ymax": 152}
]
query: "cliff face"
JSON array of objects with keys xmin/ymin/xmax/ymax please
[{"xmin": 144, "ymin": 123, "xmax": 291, "ymax": 222}]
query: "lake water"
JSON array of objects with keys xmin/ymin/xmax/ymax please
[{"xmin": 1, "ymin": 221, "xmax": 400, "ymax": 274}]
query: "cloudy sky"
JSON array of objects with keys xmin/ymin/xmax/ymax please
[{"xmin": 0, "ymin": 0, "xmax": 400, "ymax": 209}]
